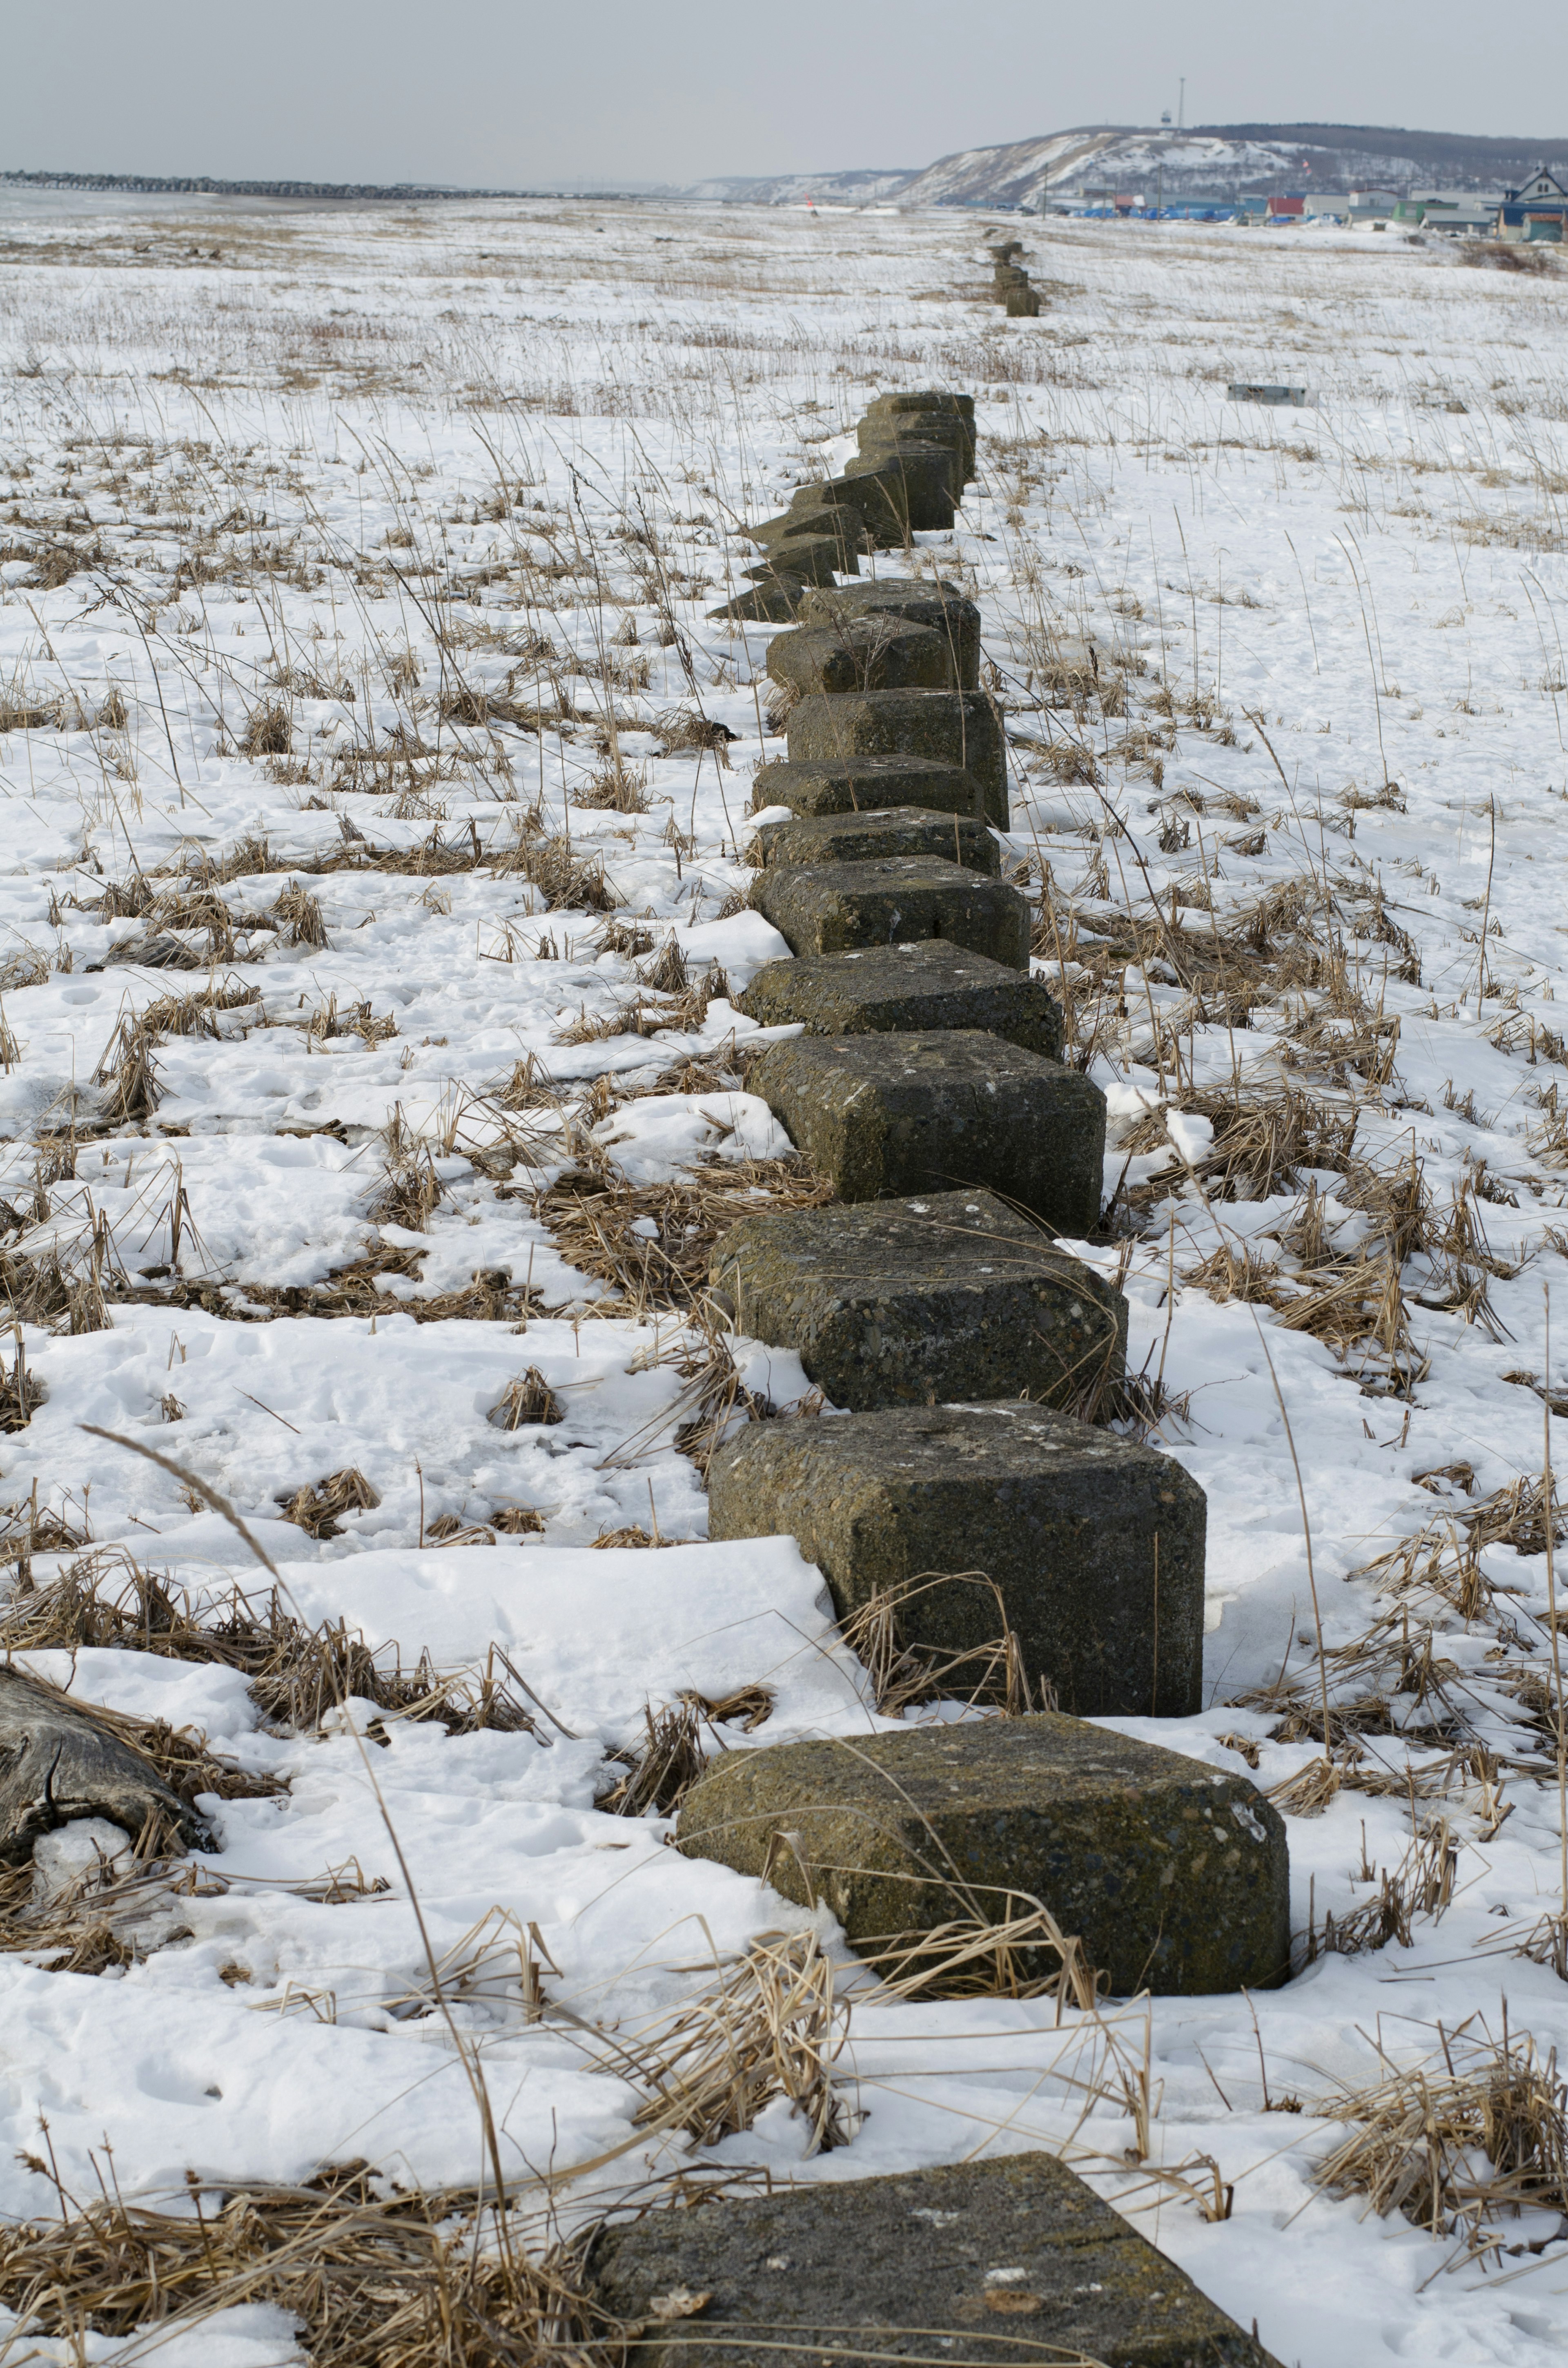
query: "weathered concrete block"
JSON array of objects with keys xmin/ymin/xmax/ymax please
[
  {"xmin": 843, "ymin": 447, "xmax": 959, "ymax": 531},
  {"xmin": 864, "ymin": 389, "xmax": 976, "ymax": 476},
  {"xmin": 787, "ymin": 689, "xmax": 1009, "ymax": 828},
  {"xmin": 709, "ymin": 1400, "xmax": 1203, "ymax": 1716},
  {"xmin": 748, "ymin": 1030, "xmax": 1105, "ymax": 1231},
  {"xmin": 1006, "ymin": 283, "xmax": 1043, "ymax": 318},
  {"xmin": 739, "ymin": 534, "xmax": 845, "ymax": 589},
  {"xmin": 748, "ymin": 508, "xmax": 869, "ymax": 566},
  {"xmin": 676, "ymin": 1709, "xmax": 1288, "ymax": 1994},
  {"xmin": 749, "ymin": 858, "xmax": 1029, "ymax": 968},
  {"xmin": 857, "ymin": 412, "xmax": 971, "ymax": 469},
  {"xmin": 709, "ymin": 1189, "xmax": 1126, "ymax": 1414},
  {"xmin": 765, "ymin": 619, "xmax": 956, "ymax": 697},
  {"xmin": 589, "ymin": 2151, "xmax": 1283, "ymax": 2368},
  {"xmin": 794, "ymin": 467, "xmax": 953, "ymax": 545},
  {"xmin": 749, "ymin": 756, "xmax": 976, "ymax": 819},
  {"xmin": 797, "ymin": 578, "xmax": 981, "ymax": 690},
  {"xmin": 736, "ymin": 938, "xmax": 1061, "ymax": 1056},
  {"xmin": 850, "ymin": 435, "xmax": 966, "ymax": 504},
  {"xmin": 751, "ymin": 807, "xmax": 999, "ymax": 876},
  {"xmin": 709, "ymin": 580, "xmax": 804, "ymax": 625}
]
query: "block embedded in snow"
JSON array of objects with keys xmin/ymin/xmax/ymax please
[
  {"xmin": 588, "ymin": 2151, "xmax": 1283, "ymax": 2368},
  {"xmin": 708, "ymin": 1400, "xmax": 1203, "ymax": 1717},
  {"xmin": 750, "ymin": 805, "xmax": 999, "ymax": 876},
  {"xmin": 787, "ymin": 689, "xmax": 1008, "ymax": 827},
  {"xmin": 708, "ymin": 1189, "xmax": 1126, "ymax": 1413},
  {"xmin": 677, "ymin": 1710, "xmax": 1287, "ymax": 1996},
  {"xmin": 748, "ymin": 1030, "xmax": 1105, "ymax": 1231},
  {"xmin": 799, "ymin": 577, "xmax": 981, "ymax": 689},
  {"xmin": 737, "ymin": 939, "xmax": 1061, "ymax": 1056},
  {"xmin": 750, "ymin": 755, "xmax": 976, "ymax": 819},
  {"xmin": 748, "ymin": 858, "xmax": 1029, "ymax": 968},
  {"xmin": 764, "ymin": 620, "xmax": 956, "ymax": 696}
]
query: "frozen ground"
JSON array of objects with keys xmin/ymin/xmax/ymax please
[{"xmin": 2, "ymin": 192, "xmax": 1568, "ymax": 2362}]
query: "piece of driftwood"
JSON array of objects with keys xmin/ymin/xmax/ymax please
[{"xmin": 0, "ymin": 1667, "xmax": 207, "ymax": 1862}]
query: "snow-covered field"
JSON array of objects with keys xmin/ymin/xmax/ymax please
[{"xmin": 4, "ymin": 191, "xmax": 1568, "ymax": 2363}]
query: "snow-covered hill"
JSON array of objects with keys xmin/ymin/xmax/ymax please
[{"xmin": 679, "ymin": 122, "xmax": 1568, "ymax": 210}]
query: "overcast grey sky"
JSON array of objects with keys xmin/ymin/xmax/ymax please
[{"xmin": 5, "ymin": 1, "xmax": 1564, "ymax": 187}]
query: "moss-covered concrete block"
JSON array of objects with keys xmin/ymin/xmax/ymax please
[
  {"xmin": 709, "ymin": 1189, "xmax": 1126, "ymax": 1414},
  {"xmin": 708, "ymin": 1399, "xmax": 1203, "ymax": 1717},
  {"xmin": 589, "ymin": 2151, "xmax": 1281, "ymax": 2368},
  {"xmin": 749, "ymin": 756, "xmax": 976, "ymax": 819},
  {"xmin": 751, "ymin": 807, "xmax": 999, "ymax": 876},
  {"xmin": 765, "ymin": 620, "xmax": 956, "ymax": 697},
  {"xmin": 749, "ymin": 1030, "xmax": 1105, "ymax": 1232},
  {"xmin": 677, "ymin": 1710, "xmax": 1287, "ymax": 1995},
  {"xmin": 737, "ymin": 939, "xmax": 1061, "ymax": 1057},
  {"xmin": 749, "ymin": 858, "xmax": 1029, "ymax": 968},
  {"xmin": 786, "ymin": 691, "xmax": 1008, "ymax": 829},
  {"xmin": 798, "ymin": 578, "xmax": 981, "ymax": 691}
]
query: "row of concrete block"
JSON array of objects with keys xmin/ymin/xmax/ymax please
[
  {"xmin": 679, "ymin": 391, "xmax": 1290, "ymax": 2005},
  {"xmin": 987, "ymin": 233, "xmax": 1044, "ymax": 317},
  {"xmin": 711, "ymin": 390, "xmax": 976, "ymax": 624}
]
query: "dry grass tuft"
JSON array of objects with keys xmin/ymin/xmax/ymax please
[
  {"xmin": 1314, "ymin": 2026, "xmax": 1568, "ymax": 2261},
  {"xmin": 840, "ymin": 1573, "xmax": 1045, "ymax": 1719},
  {"xmin": 489, "ymin": 1367, "xmax": 564, "ymax": 1429},
  {"xmin": 276, "ymin": 1467, "xmax": 381, "ymax": 1540},
  {"xmin": 271, "ymin": 878, "xmax": 329, "ymax": 948},
  {"xmin": 0, "ymin": 2163, "xmax": 620, "ymax": 2365},
  {"xmin": 239, "ymin": 699, "xmax": 293, "ymax": 757},
  {"xmin": 631, "ymin": 1928, "xmax": 853, "ymax": 2152},
  {"xmin": 0, "ymin": 1550, "xmax": 542, "ymax": 1739},
  {"xmin": 536, "ymin": 1153, "xmax": 833, "ymax": 1318}
]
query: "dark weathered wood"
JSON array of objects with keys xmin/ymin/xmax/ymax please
[{"xmin": 0, "ymin": 1668, "xmax": 205, "ymax": 1861}]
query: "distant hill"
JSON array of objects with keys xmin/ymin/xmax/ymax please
[{"xmin": 687, "ymin": 123, "xmax": 1568, "ymax": 208}]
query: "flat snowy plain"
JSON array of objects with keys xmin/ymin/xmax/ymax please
[{"xmin": 3, "ymin": 188, "xmax": 1568, "ymax": 2363}]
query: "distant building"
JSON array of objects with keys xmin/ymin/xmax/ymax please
[
  {"xmin": 1266, "ymin": 195, "xmax": 1305, "ymax": 219},
  {"xmin": 1499, "ymin": 167, "xmax": 1568, "ymax": 236}
]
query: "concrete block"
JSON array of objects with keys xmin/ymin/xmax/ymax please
[
  {"xmin": 735, "ymin": 938, "xmax": 1062, "ymax": 1057},
  {"xmin": 748, "ymin": 858, "xmax": 1029, "ymax": 968},
  {"xmin": 1005, "ymin": 284, "xmax": 1043, "ymax": 318},
  {"xmin": 750, "ymin": 807, "xmax": 999, "ymax": 876},
  {"xmin": 747, "ymin": 508, "xmax": 869, "ymax": 566},
  {"xmin": 589, "ymin": 2150, "xmax": 1282, "ymax": 2368},
  {"xmin": 749, "ymin": 756, "xmax": 977, "ymax": 819},
  {"xmin": 676, "ymin": 1707, "xmax": 1288, "ymax": 1994},
  {"xmin": 709, "ymin": 1399, "xmax": 1202, "ymax": 1717},
  {"xmin": 857, "ymin": 414, "xmax": 972, "ymax": 480},
  {"xmin": 793, "ymin": 467, "xmax": 953, "ymax": 545},
  {"xmin": 864, "ymin": 388, "xmax": 976, "ymax": 475},
  {"xmin": 797, "ymin": 578, "xmax": 980, "ymax": 690},
  {"xmin": 748, "ymin": 1030, "xmax": 1106, "ymax": 1231},
  {"xmin": 849, "ymin": 435, "xmax": 966, "ymax": 503},
  {"xmin": 764, "ymin": 619, "xmax": 956, "ymax": 697},
  {"xmin": 709, "ymin": 580, "xmax": 804, "ymax": 625},
  {"xmin": 708, "ymin": 1189, "xmax": 1126, "ymax": 1413},
  {"xmin": 842, "ymin": 448, "xmax": 959, "ymax": 531},
  {"xmin": 787, "ymin": 690, "xmax": 1009, "ymax": 828}
]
